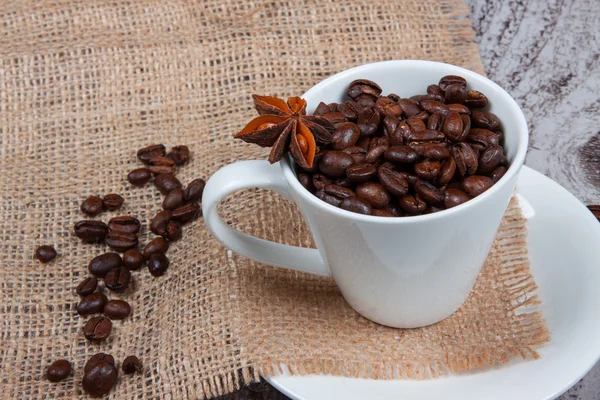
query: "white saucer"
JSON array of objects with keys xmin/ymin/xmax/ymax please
[{"xmin": 266, "ymin": 166, "xmax": 600, "ymax": 400}]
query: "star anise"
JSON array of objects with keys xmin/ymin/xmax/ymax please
[{"xmin": 234, "ymin": 95, "xmax": 334, "ymax": 169}]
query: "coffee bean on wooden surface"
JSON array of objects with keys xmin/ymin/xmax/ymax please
[
  {"xmin": 46, "ymin": 359, "xmax": 72, "ymax": 382},
  {"xmin": 154, "ymin": 174, "xmax": 182, "ymax": 195},
  {"xmin": 108, "ymin": 216, "xmax": 141, "ymax": 234},
  {"xmin": 122, "ymin": 356, "xmax": 143, "ymax": 374},
  {"xmin": 82, "ymin": 360, "xmax": 118, "ymax": 397},
  {"xmin": 162, "ymin": 188, "xmax": 185, "ymax": 210},
  {"xmin": 74, "ymin": 221, "xmax": 109, "ymax": 243},
  {"xmin": 184, "ymin": 178, "xmax": 206, "ymax": 202},
  {"xmin": 122, "ymin": 248, "xmax": 145, "ymax": 270},
  {"xmin": 35, "ymin": 245, "xmax": 57, "ymax": 263},
  {"xmin": 104, "ymin": 267, "xmax": 131, "ymax": 292},
  {"xmin": 168, "ymin": 145, "xmax": 190, "ymax": 165},
  {"xmin": 77, "ymin": 277, "xmax": 98, "ymax": 296},
  {"xmin": 143, "ymin": 237, "xmax": 169, "ymax": 259},
  {"xmin": 105, "ymin": 230, "xmax": 138, "ymax": 252},
  {"xmin": 81, "ymin": 196, "xmax": 105, "ymax": 217},
  {"xmin": 137, "ymin": 144, "xmax": 166, "ymax": 164},
  {"xmin": 148, "ymin": 156, "xmax": 177, "ymax": 175},
  {"xmin": 127, "ymin": 168, "xmax": 152, "ymax": 186},
  {"xmin": 77, "ymin": 292, "xmax": 108, "ymax": 316},
  {"xmin": 83, "ymin": 316, "xmax": 112, "ymax": 342},
  {"xmin": 102, "ymin": 194, "xmax": 124, "ymax": 211},
  {"xmin": 103, "ymin": 300, "xmax": 131, "ymax": 319},
  {"xmin": 89, "ymin": 253, "xmax": 123, "ymax": 277},
  {"xmin": 84, "ymin": 353, "xmax": 115, "ymax": 374},
  {"xmin": 147, "ymin": 253, "xmax": 169, "ymax": 277},
  {"xmin": 171, "ymin": 202, "xmax": 201, "ymax": 224}
]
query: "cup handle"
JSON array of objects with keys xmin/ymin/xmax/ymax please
[{"xmin": 202, "ymin": 160, "xmax": 331, "ymax": 276}]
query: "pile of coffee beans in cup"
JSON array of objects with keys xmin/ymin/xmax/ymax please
[
  {"xmin": 296, "ymin": 76, "xmax": 508, "ymax": 216},
  {"xmin": 41, "ymin": 144, "xmax": 205, "ymax": 397}
]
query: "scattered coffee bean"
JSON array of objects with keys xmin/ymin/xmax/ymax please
[
  {"xmin": 74, "ymin": 220, "xmax": 109, "ymax": 243},
  {"xmin": 162, "ymin": 221, "xmax": 182, "ymax": 241},
  {"xmin": 46, "ymin": 359, "xmax": 72, "ymax": 382},
  {"xmin": 35, "ymin": 245, "xmax": 57, "ymax": 263},
  {"xmin": 137, "ymin": 144, "xmax": 166, "ymax": 164},
  {"xmin": 81, "ymin": 196, "xmax": 105, "ymax": 217},
  {"xmin": 154, "ymin": 174, "xmax": 182, "ymax": 195},
  {"xmin": 143, "ymin": 237, "xmax": 169, "ymax": 259},
  {"xmin": 82, "ymin": 359, "xmax": 118, "ymax": 397},
  {"xmin": 83, "ymin": 316, "xmax": 112, "ymax": 342},
  {"xmin": 128, "ymin": 168, "xmax": 152, "ymax": 186},
  {"xmin": 104, "ymin": 267, "xmax": 131, "ymax": 292},
  {"xmin": 107, "ymin": 215, "xmax": 141, "ymax": 234},
  {"xmin": 147, "ymin": 253, "xmax": 169, "ymax": 277},
  {"xmin": 122, "ymin": 356, "xmax": 143, "ymax": 374},
  {"xmin": 162, "ymin": 188, "xmax": 185, "ymax": 210},
  {"xmin": 150, "ymin": 210, "xmax": 172, "ymax": 236},
  {"xmin": 168, "ymin": 145, "xmax": 190, "ymax": 165},
  {"xmin": 122, "ymin": 248, "xmax": 145, "ymax": 270},
  {"xmin": 89, "ymin": 252, "xmax": 123, "ymax": 277},
  {"xmin": 77, "ymin": 277, "xmax": 98, "ymax": 296},
  {"xmin": 102, "ymin": 194, "xmax": 124, "ymax": 210},
  {"xmin": 171, "ymin": 202, "xmax": 201, "ymax": 224},
  {"xmin": 77, "ymin": 292, "xmax": 108, "ymax": 315},
  {"xmin": 148, "ymin": 156, "xmax": 177, "ymax": 175},
  {"xmin": 105, "ymin": 230, "xmax": 138, "ymax": 252},
  {"xmin": 103, "ymin": 300, "xmax": 131, "ymax": 319},
  {"xmin": 184, "ymin": 178, "xmax": 206, "ymax": 202},
  {"xmin": 84, "ymin": 353, "xmax": 115, "ymax": 374}
]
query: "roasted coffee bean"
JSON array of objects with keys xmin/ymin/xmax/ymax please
[
  {"xmin": 342, "ymin": 146, "xmax": 367, "ymax": 163},
  {"xmin": 420, "ymin": 100, "xmax": 448, "ymax": 115},
  {"xmin": 382, "ymin": 115, "xmax": 399, "ymax": 137},
  {"xmin": 414, "ymin": 111, "xmax": 431, "ymax": 122},
  {"xmin": 415, "ymin": 180, "xmax": 444, "ymax": 206},
  {"xmin": 318, "ymin": 151, "xmax": 355, "ymax": 178},
  {"xmin": 397, "ymin": 98, "xmax": 421, "ymax": 117},
  {"xmin": 298, "ymin": 173, "xmax": 315, "ymax": 191},
  {"xmin": 83, "ymin": 316, "xmax": 112, "ymax": 342},
  {"xmin": 104, "ymin": 267, "xmax": 131, "ymax": 292},
  {"xmin": 322, "ymin": 111, "xmax": 347, "ymax": 125},
  {"xmin": 472, "ymin": 110, "xmax": 500, "ymax": 130},
  {"xmin": 331, "ymin": 122, "xmax": 360, "ymax": 150},
  {"xmin": 407, "ymin": 116, "xmax": 426, "ymax": 132},
  {"xmin": 324, "ymin": 184, "xmax": 355, "ymax": 200},
  {"xmin": 143, "ymin": 237, "xmax": 169, "ymax": 259},
  {"xmin": 389, "ymin": 123, "xmax": 409, "ymax": 146},
  {"xmin": 356, "ymin": 182, "xmax": 390, "ymax": 208},
  {"xmin": 312, "ymin": 173, "xmax": 331, "ymax": 191},
  {"xmin": 340, "ymin": 196, "xmax": 372, "ymax": 215},
  {"xmin": 147, "ymin": 253, "xmax": 169, "ymax": 277},
  {"xmin": 388, "ymin": 93, "xmax": 401, "ymax": 102},
  {"xmin": 444, "ymin": 188, "xmax": 471, "ymax": 208},
  {"xmin": 334, "ymin": 177, "xmax": 354, "ymax": 188},
  {"xmin": 122, "ymin": 356, "xmax": 143, "ymax": 374},
  {"xmin": 444, "ymin": 84, "xmax": 467, "ymax": 104},
  {"xmin": 150, "ymin": 210, "xmax": 172, "ymax": 236},
  {"xmin": 356, "ymin": 97, "xmax": 375, "ymax": 108},
  {"xmin": 346, "ymin": 163, "xmax": 377, "ymax": 183},
  {"xmin": 154, "ymin": 174, "xmax": 182, "ymax": 195},
  {"xmin": 75, "ymin": 220, "xmax": 109, "ymax": 243},
  {"xmin": 442, "ymin": 111, "xmax": 464, "ymax": 141},
  {"xmin": 314, "ymin": 102, "xmax": 332, "ymax": 115},
  {"xmin": 446, "ymin": 103, "xmax": 470, "ymax": 115},
  {"xmin": 365, "ymin": 137, "xmax": 390, "ymax": 163},
  {"xmin": 128, "ymin": 168, "xmax": 152, "ymax": 186},
  {"xmin": 377, "ymin": 167, "xmax": 409, "ymax": 197},
  {"xmin": 81, "ymin": 196, "xmax": 105, "ymax": 217},
  {"xmin": 439, "ymin": 75, "xmax": 467, "ymax": 92},
  {"xmin": 384, "ymin": 145, "xmax": 418, "ymax": 164},
  {"xmin": 406, "ymin": 129, "xmax": 445, "ymax": 143},
  {"xmin": 108, "ymin": 216, "xmax": 140, "ymax": 234},
  {"xmin": 410, "ymin": 143, "xmax": 450, "ymax": 160},
  {"xmin": 375, "ymin": 97, "xmax": 403, "ymax": 118},
  {"xmin": 162, "ymin": 188, "xmax": 185, "ymax": 210},
  {"xmin": 587, "ymin": 205, "xmax": 600, "ymax": 222},
  {"xmin": 102, "ymin": 194, "xmax": 124, "ymax": 211},
  {"xmin": 84, "ymin": 353, "xmax": 115, "ymax": 374},
  {"xmin": 414, "ymin": 159, "xmax": 441, "ymax": 181},
  {"xmin": 426, "ymin": 84, "xmax": 445, "ymax": 102},
  {"xmin": 168, "ymin": 145, "xmax": 190, "ymax": 165},
  {"xmin": 438, "ymin": 156, "xmax": 457, "ymax": 185},
  {"xmin": 77, "ymin": 292, "xmax": 108, "ymax": 316},
  {"xmin": 137, "ymin": 144, "xmax": 166, "ymax": 164},
  {"xmin": 46, "ymin": 359, "xmax": 71, "ymax": 382},
  {"xmin": 122, "ymin": 248, "xmax": 145, "ymax": 270},
  {"xmin": 337, "ymin": 101, "xmax": 360, "ymax": 121},
  {"xmin": 464, "ymin": 90, "xmax": 489, "ymax": 108},
  {"xmin": 162, "ymin": 221, "xmax": 182, "ymax": 241},
  {"xmin": 372, "ymin": 209, "xmax": 396, "ymax": 217},
  {"xmin": 347, "ymin": 79, "xmax": 382, "ymax": 100},
  {"xmin": 491, "ymin": 166, "xmax": 507, "ymax": 183},
  {"xmin": 104, "ymin": 300, "xmax": 131, "ymax": 319},
  {"xmin": 89, "ymin": 252, "xmax": 122, "ymax": 277},
  {"xmin": 172, "ymin": 202, "xmax": 201, "ymax": 224},
  {"xmin": 460, "ymin": 114, "xmax": 471, "ymax": 140},
  {"xmin": 82, "ymin": 360, "xmax": 118, "ymax": 397},
  {"xmin": 399, "ymin": 194, "xmax": 427, "ymax": 215},
  {"xmin": 316, "ymin": 189, "xmax": 342, "ymax": 207},
  {"xmin": 356, "ymin": 136, "xmax": 372, "ymax": 150},
  {"xmin": 452, "ymin": 143, "xmax": 478, "ymax": 176},
  {"xmin": 427, "ymin": 113, "xmax": 445, "ymax": 131},
  {"xmin": 105, "ymin": 230, "xmax": 138, "ymax": 252},
  {"xmin": 462, "ymin": 175, "xmax": 494, "ymax": 197},
  {"xmin": 383, "ymin": 203, "xmax": 404, "ymax": 217},
  {"xmin": 468, "ymin": 128, "xmax": 500, "ymax": 150},
  {"xmin": 357, "ymin": 108, "xmax": 380, "ymax": 137},
  {"xmin": 184, "ymin": 178, "xmax": 206, "ymax": 202},
  {"xmin": 148, "ymin": 156, "xmax": 177, "ymax": 175},
  {"xmin": 35, "ymin": 245, "xmax": 57, "ymax": 263},
  {"xmin": 478, "ymin": 145, "xmax": 504, "ymax": 174},
  {"xmin": 77, "ymin": 277, "xmax": 98, "ymax": 296}
]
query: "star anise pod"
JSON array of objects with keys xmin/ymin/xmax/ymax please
[{"xmin": 234, "ymin": 95, "xmax": 334, "ymax": 169}]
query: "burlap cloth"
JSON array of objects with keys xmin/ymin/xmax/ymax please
[{"xmin": 0, "ymin": 0, "xmax": 550, "ymax": 398}]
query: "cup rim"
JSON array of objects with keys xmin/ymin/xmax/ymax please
[{"xmin": 281, "ymin": 60, "xmax": 528, "ymax": 224}]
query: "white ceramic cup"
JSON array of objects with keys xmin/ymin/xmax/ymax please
[{"xmin": 202, "ymin": 60, "xmax": 528, "ymax": 328}]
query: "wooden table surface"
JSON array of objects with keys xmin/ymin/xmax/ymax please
[{"xmin": 218, "ymin": 0, "xmax": 600, "ymax": 398}]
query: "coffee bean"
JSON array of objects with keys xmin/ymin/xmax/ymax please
[
  {"xmin": 143, "ymin": 237, "xmax": 169, "ymax": 259},
  {"xmin": 420, "ymin": 100, "xmax": 448, "ymax": 115},
  {"xmin": 382, "ymin": 115, "xmax": 399, "ymax": 137},
  {"xmin": 397, "ymin": 99, "xmax": 421, "ymax": 117},
  {"xmin": 298, "ymin": 173, "xmax": 315, "ymax": 191},
  {"xmin": 35, "ymin": 245, "xmax": 57, "ymax": 263},
  {"xmin": 46, "ymin": 359, "xmax": 71, "ymax": 382},
  {"xmin": 410, "ymin": 143, "xmax": 450, "ymax": 160},
  {"xmin": 415, "ymin": 180, "xmax": 444, "ymax": 206},
  {"xmin": 468, "ymin": 128, "xmax": 500, "ymax": 151},
  {"xmin": 407, "ymin": 116, "xmax": 426, "ymax": 133},
  {"xmin": 462, "ymin": 175, "xmax": 494, "ymax": 197},
  {"xmin": 337, "ymin": 101, "xmax": 360, "ymax": 121},
  {"xmin": 347, "ymin": 79, "xmax": 382, "ymax": 100},
  {"xmin": 102, "ymin": 194, "xmax": 124, "ymax": 211},
  {"xmin": 464, "ymin": 90, "xmax": 489, "ymax": 108},
  {"xmin": 322, "ymin": 111, "xmax": 347, "ymax": 125},
  {"xmin": 84, "ymin": 353, "xmax": 115, "ymax": 374},
  {"xmin": 104, "ymin": 300, "xmax": 131, "ymax": 319},
  {"xmin": 365, "ymin": 137, "xmax": 390, "ymax": 163},
  {"xmin": 444, "ymin": 84, "xmax": 467, "ymax": 104},
  {"xmin": 314, "ymin": 102, "xmax": 332, "ymax": 115},
  {"xmin": 442, "ymin": 111, "xmax": 464, "ymax": 141},
  {"xmin": 183, "ymin": 179, "xmax": 206, "ymax": 203},
  {"xmin": 162, "ymin": 188, "xmax": 185, "ymax": 210},
  {"xmin": 82, "ymin": 360, "xmax": 118, "ymax": 397},
  {"xmin": 77, "ymin": 292, "xmax": 108, "ymax": 315},
  {"xmin": 108, "ymin": 216, "xmax": 141, "ymax": 234},
  {"xmin": 346, "ymin": 163, "xmax": 376, "ymax": 183},
  {"xmin": 375, "ymin": 97, "xmax": 403, "ymax": 118},
  {"xmin": 438, "ymin": 156, "xmax": 457, "ymax": 185},
  {"xmin": 342, "ymin": 146, "xmax": 367, "ymax": 163},
  {"xmin": 168, "ymin": 145, "xmax": 190, "ymax": 165},
  {"xmin": 405, "ymin": 129, "xmax": 445, "ymax": 143},
  {"xmin": 372, "ymin": 209, "xmax": 396, "ymax": 217},
  {"xmin": 383, "ymin": 203, "xmax": 404, "ymax": 217},
  {"xmin": 318, "ymin": 151, "xmax": 355, "ymax": 178},
  {"xmin": 104, "ymin": 267, "xmax": 131, "ymax": 292},
  {"xmin": 478, "ymin": 145, "xmax": 504, "ymax": 174},
  {"xmin": 414, "ymin": 159, "xmax": 441, "ymax": 180},
  {"xmin": 444, "ymin": 188, "xmax": 471, "ymax": 208},
  {"xmin": 89, "ymin": 253, "xmax": 122, "ymax": 277},
  {"xmin": 452, "ymin": 143, "xmax": 478, "ymax": 176},
  {"xmin": 377, "ymin": 167, "xmax": 409, "ymax": 197},
  {"xmin": 356, "ymin": 182, "xmax": 390, "ymax": 208},
  {"xmin": 316, "ymin": 190, "xmax": 342, "ymax": 207},
  {"xmin": 447, "ymin": 103, "xmax": 471, "ymax": 115},
  {"xmin": 414, "ymin": 111, "xmax": 431, "ymax": 122},
  {"xmin": 398, "ymin": 171, "xmax": 419, "ymax": 188},
  {"xmin": 332, "ymin": 122, "xmax": 360, "ymax": 150},
  {"xmin": 357, "ymin": 109, "xmax": 380, "ymax": 137},
  {"xmin": 148, "ymin": 253, "xmax": 170, "ymax": 277},
  {"xmin": 162, "ymin": 221, "xmax": 182, "ymax": 241},
  {"xmin": 105, "ymin": 230, "xmax": 138, "ymax": 252},
  {"xmin": 438, "ymin": 75, "xmax": 467, "ymax": 92},
  {"xmin": 427, "ymin": 113, "xmax": 445, "ymax": 131},
  {"xmin": 472, "ymin": 110, "xmax": 500, "ymax": 130},
  {"xmin": 389, "ymin": 123, "xmax": 409, "ymax": 146},
  {"xmin": 356, "ymin": 136, "xmax": 371, "ymax": 150},
  {"xmin": 324, "ymin": 184, "xmax": 355, "ymax": 200},
  {"xmin": 399, "ymin": 194, "xmax": 427, "ymax": 215},
  {"xmin": 384, "ymin": 145, "xmax": 418, "ymax": 164},
  {"xmin": 77, "ymin": 277, "xmax": 98, "ymax": 296},
  {"xmin": 340, "ymin": 196, "xmax": 372, "ymax": 215},
  {"xmin": 83, "ymin": 316, "xmax": 112, "ymax": 342},
  {"xmin": 137, "ymin": 144, "xmax": 166, "ymax": 164},
  {"xmin": 154, "ymin": 174, "xmax": 182, "ymax": 195},
  {"xmin": 74, "ymin": 220, "xmax": 109, "ymax": 243},
  {"xmin": 123, "ymin": 248, "xmax": 145, "ymax": 270},
  {"xmin": 150, "ymin": 210, "xmax": 172, "ymax": 236},
  {"xmin": 460, "ymin": 114, "xmax": 472, "ymax": 140},
  {"xmin": 128, "ymin": 168, "xmax": 152, "ymax": 186},
  {"xmin": 122, "ymin": 356, "xmax": 143, "ymax": 374},
  {"xmin": 426, "ymin": 84, "xmax": 445, "ymax": 102},
  {"xmin": 491, "ymin": 166, "xmax": 507, "ymax": 183},
  {"xmin": 172, "ymin": 202, "xmax": 201, "ymax": 224},
  {"xmin": 81, "ymin": 196, "xmax": 105, "ymax": 217},
  {"xmin": 148, "ymin": 156, "xmax": 177, "ymax": 175}
]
